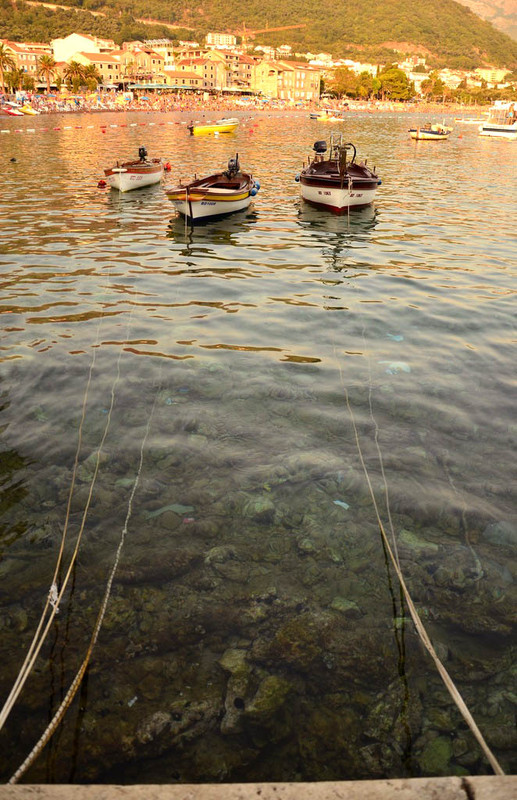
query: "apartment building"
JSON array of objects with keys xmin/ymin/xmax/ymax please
[
  {"xmin": 52, "ymin": 33, "xmax": 116, "ymax": 63},
  {"xmin": 1, "ymin": 40, "xmax": 52, "ymax": 75},
  {"xmin": 73, "ymin": 52, "xmax": 121, "ymax": 84},
  {"xmin": 252, "ymin": 60, "xmax": 321, "ymax": 101}
]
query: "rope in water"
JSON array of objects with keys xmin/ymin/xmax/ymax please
[
  {"xmin": 9, "ymin": 384, "xmax": 158, "ymax": 783},
  {"xmin": 339, "ymin": 370, "xmax": 504, "ymax": 775},
  {"xmin": 0, "ymin": 343, "xmax": 123, "ymax": 735}
]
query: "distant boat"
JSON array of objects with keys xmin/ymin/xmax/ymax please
[
  {"xmin": 479, "ymin": 102, "xmax": 517, "ymax": 140},
  {"xmin": 409, "ymin": 122, "xmax": 452, "ymax": 140},
  {"xmin": 20, "ymin": 105, "xmax": 40, "ymax": 115},
  {"xmin": 296, "ymin": 136, "xmax": 381, "ymax": 214},
  {"xmin": 187, "ymin": 118, "xmax": 239, "ymax": 136},
  {"xmin": 310, "ymin": 109, "xmax": 345, "ymax": 121},
  {"xmin": 166, "ymin": 154, "xmax": 259, "ymax": 222},
  {"xmin": 2, "ymin": 102, "xmax": 24, "ymax": 117},
  {"xmin": 103, "ymin": 146, "xmax": 163, "ymax": 192}
]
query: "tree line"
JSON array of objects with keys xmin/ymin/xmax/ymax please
[
  {"xmin": 326, "ymin": 64, "xmax": 517, "ymax": 104},
  {"xmin": 0, "ymin": 43, "xmax": 101, "ymax": 92}
]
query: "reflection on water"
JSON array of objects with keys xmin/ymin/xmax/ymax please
[{"xmin": 0, "ymin": 111, "xmax": 515, "ymax": 784}]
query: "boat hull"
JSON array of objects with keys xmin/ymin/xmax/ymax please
[
  {"xmin": 188, "ymin": 119, "xmax": 239, "ymax": 136},
  {"xmin": 409, "ymin": 129, "xmax": 450, "ymax": 140},
  {"xmin": 104, "ymin": 161, "xmax": 163, "ymax": 192},
  {"xmin": 300, "ymin": 180, "xmax": 377, "ymax": 212},
  {"xmin": 167, "ymin": 189, "xmax": 252, "ymax": 221},
  {"xmin": 479, "ymin": 124, "xmax": 517, "ymax": 140}
]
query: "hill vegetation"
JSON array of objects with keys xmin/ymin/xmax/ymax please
[{"xmin": 1, "ymin": 0, "xmax": 517, "ymax": 69}]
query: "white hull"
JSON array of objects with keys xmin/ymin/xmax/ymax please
[
  {"xmin": 300, "ymin": 183, "xmax": 377, "ymax": 211},
  {"xmin": 170, "ymin": 195, "xmax": 251, "ymax": 220},
  {"xmin": 106, "ymin": 168, "xmax": 163, "ymax": 192},
  {"xmin": 479, "ymin": 125, "xmax": 517, "ymax": 140}
]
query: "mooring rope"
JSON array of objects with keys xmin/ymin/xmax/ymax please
[
  {"xmin": 338, "ymin": 367, "xmax": 504, "ymax": 775},
  {"xmin": 0, "ymin": 272, "xmax": 128, "ymax": 734},
  {"xmin": 0, "ymin": 341, "xmax": 124, "ymax": 734},
  {"xmin": 9, "ymin": 384, "xmax": 159, "ymax": 783}
]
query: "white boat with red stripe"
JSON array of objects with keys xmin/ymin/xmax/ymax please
[
  {"xmin": 104, "ymin": 146, "xmax": 163, "ymax": 192},
  {"xmin": 297, "ymin": 137, "xmax": 381, "ymax": 214}
]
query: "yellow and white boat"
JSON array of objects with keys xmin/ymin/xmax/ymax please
[
  {"xmin": 187, "ymin": 117, "xmax": 239, "ymax": 136},
  {"xmin": 167, "ymin": 154, "xmax": 260, "ymax": 222},
  {"xmin": 20, "ymin": 105, "xmax": 40, "ymax": 115}
]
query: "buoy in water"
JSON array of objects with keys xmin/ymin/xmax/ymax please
[{"xmin": 97, "ymin": 179, "xmax": 107, "ymax": 188}]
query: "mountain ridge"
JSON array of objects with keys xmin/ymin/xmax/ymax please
[{"xmin": 1, "ymin": 0, "xmax": 516, "ymax": 69}]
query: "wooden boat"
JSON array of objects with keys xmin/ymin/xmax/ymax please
[
  {"xmin": 103, "ymin": 146, "xmax": 163, "ymax": 192},
  {"xmin": 409, "ymin": 122, "xmax": 452, "ymax": 140},
  {"xmin": 479, "ymin": 102, "xmax": 517, "ymax": 140},
  {"xmin": 187, "ymin": 117, "xmax": 239, "ymax": 136},
  {"xmin": 166, "ymin": 154, "xmax": 259, "ymax": 222},
  {"xmin": 296, "ymin": 136, "xmax": 380, "ymax": 214}
]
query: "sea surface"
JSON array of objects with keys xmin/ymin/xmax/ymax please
[{"xmin": 0, "ymin": 109, "xmax": 515, "ymax": 783}]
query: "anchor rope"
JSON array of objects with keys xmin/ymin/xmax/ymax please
[
  {"xmin": 0, "ymin": 337, "xmax": 123, "ymax": 734},
  {"xmin": 9, "ymin": 383, "xmax": 159, "ymax": 783},
  {"xmin": 0, "ymin": 270, "xmax": 128, "ymax": 734},
  {"xmin": 337, "ymin": 354, "xmax": 504, "ymax": 775},
  {"xmin": 0, "ymin": 293, "xmax": 110, "ymax": 734}
]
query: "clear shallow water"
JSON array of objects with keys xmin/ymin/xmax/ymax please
[{"xmin": 0, "ymin": 110, "xmax": 515, "ymax": 783}]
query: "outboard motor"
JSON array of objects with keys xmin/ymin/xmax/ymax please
[
  {"xmin": 138, "ymin": 146, "xmax": 148, "ymax": 162},
  {"xmin": 225, "ymin": 154, "xmax": 240, "ymax": 178},
  {"xmin": 313, "ymin": 140, "xmax": 327, "ymax": 154}
]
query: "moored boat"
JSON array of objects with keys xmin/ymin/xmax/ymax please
[
  {"xmin": 296, "ymin": 136, "xmax": 380, "ymax": 214},
  {"xmin": 20, "ymin": 105, "xmax": 40, "ymax": 115},
  {"xmin": 479, "ymin": 102, "xmax": 517, "ymax": 140},
  {"xmin": 166, "ymin": 154, "xmax": 259, "ymax": 222},
  {"xmin": 409, "ymin": 122, "xmax": 452, "ymax": 140},
  {"xmin": 103, "ymin": 146, "xmax": 163, "ymax": 192},
  {"xmin": 187, "ymin": 117, "xmax": 239, "ymax": 136},
  {"xmin": 2, "ymin": 102, "xmax": 24, "ymax": 117}
]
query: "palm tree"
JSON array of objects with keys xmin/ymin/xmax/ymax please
[
  {"xmin": 63, "ymin": 60, "xmax": 85, "ymax": 91},
  {"xmin": 4, "ymin": 67, "xmax": 24, "ymax": 93},
  {"xmin": 38, "ymin": 53, "xmax": 57, "ymax": 94},
  {"xmin": 0, "ymin": 43, "xmax": 15, "ymax": 93},
  {"xmin": 82, "ymin": 63, "xmax": 101, "ymax": 91}
]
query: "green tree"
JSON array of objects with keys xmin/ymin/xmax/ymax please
[
  {"xmin": 63, "ymin": 60, "xmax": 86, "ymax": 89},
  {"xmin": 0, "ymin": 43, "xmax": 16, "ymax": 93},
  {"xmin": 4, "ymin": 67, "xmax": 24, "ymax": 92},
  {"xmin": 379, "ymin": 66, "xmax": 415, "ymax": 101},
  {"xmin": 328, "ymin": 67, "xmax": 358, "ymax": 98},
  {"xmin": 83, "ymin": 63, "xmax": 101, "ymax": 91},
  {"xmin": 38, "ymin": 53, "xmax": 57, "ymax": 93}
]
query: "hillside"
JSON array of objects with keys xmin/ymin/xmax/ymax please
[
  {"xmin": 454, "ymin": 0, "xmax": 517, "ymax": 42},
  {"xmin": 2, "ymin": 0, "xmax": 517, "ymax": 69}
]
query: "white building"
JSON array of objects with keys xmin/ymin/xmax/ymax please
[
  {"xmin": 51, "ymin": 33, "xmax": 116, "ymax": 63},
  {"xmin": 206, "ymin": 32, "xmax": 237, "ymax": 48}
]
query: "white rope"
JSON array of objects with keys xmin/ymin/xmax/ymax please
[
  {"xmin": 9, "ymin": 384, "xmax": 158, "ymax": 783},
  {"xmin": 338, "ymin": 363, "xmax": 504, "ymax": 775},
  {"xmin": 0, "ymin": 305, "xmax": 105, "ymax": 733}
]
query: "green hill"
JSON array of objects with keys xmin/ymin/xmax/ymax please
[{"xmin": 1, "ymin": 0, "xmax": 517, "ymax": 69}]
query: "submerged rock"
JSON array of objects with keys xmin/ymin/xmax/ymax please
[
  {"xmin": 418, "ymin": 735, "xmax": 453, "ymax": 775},
  {"xmin": 482, "ymin": 520, "xmax": 517, "ymax": 548}
]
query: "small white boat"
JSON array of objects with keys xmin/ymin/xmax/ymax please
[
  {"xmin": 296, "ymin": 136, "xmax": 380, "ymax": 214},
  {"xmin": 103, "ymin": 147, "xmax": 163, "ymax": 192},
  {"xmin": 409, "ymin": 122, "xmax": 452, "ymax": 140},
  {"xmin": 479, "ymin": 102, "xmax": 517, "ymax": 140},
  {"xmin": 2, "ymin": 102, "xmax": 24, "ymax": 117},
  {"xmin": 166, "ymin": 154, "xmax": 259, "ymax": 222}
]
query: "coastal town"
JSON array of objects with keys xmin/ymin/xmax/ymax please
[{"xmin": 0, "ymin": 28, "xmax": 515, "ymax": 112}]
